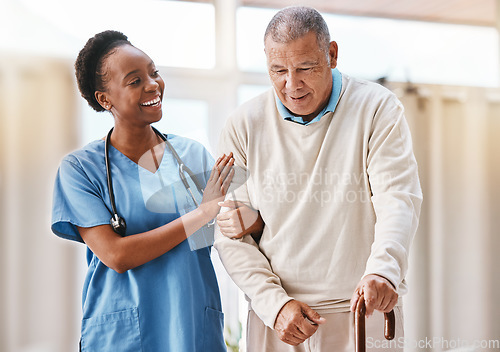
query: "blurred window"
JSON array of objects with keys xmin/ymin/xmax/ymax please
[
  {"xmin": 12, "ymin": 0, "xmax": 215, "ymax": 69},
  {"xmin": 237, "ymin": 7, "xmax": 499, "ymax": 87},
  {"xmin": 81, "ymin": 98, "xmax": 210, "ymax": 150},
  {"xmin": 153, "ymin": 99, "xmax": 210, "ymax": 150},
  {"xmin": 238, "ymin": 84, "xmax": 270, "ymax": 105}
]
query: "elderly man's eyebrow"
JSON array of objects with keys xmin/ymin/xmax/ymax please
[
  {"xmin": 298, "ymin": 60, "xmax": 319, "ymax": 67},
  {"xmin": 270, "ymin": 60, "xmax": 319, "ymax": 70},
  {"xmin": 270, "ymin": 64, "xmax": 286, "ymax": 70}
]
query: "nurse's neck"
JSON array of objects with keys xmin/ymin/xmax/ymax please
[{"xmin": 108, "ymin": 124, "xmax": 165, "ymax": 167}]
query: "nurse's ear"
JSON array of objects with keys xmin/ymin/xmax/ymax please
[{"xmin": 95, "ymin": 91, "xmax": 112, "ymax": 111}]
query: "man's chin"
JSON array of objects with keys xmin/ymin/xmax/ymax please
[{"xmin": 286, "ymin": 108, "xmax": 316, "ymax": 120}]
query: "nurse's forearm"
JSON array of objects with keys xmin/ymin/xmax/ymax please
[{"xmin": 78, "ymin": 206, "xmax": 215, "ymax": 273}]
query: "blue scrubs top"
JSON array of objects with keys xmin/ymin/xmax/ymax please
[{"xmin": 51, "ymin": 134, "xmax": 226, "ymax": 352}]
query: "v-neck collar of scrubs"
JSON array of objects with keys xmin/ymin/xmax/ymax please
[{"xmin": 109, "ymin": 141, "xmax": 167, "ymax": 175}]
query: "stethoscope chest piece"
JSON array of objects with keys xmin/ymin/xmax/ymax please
[{"xmin": 110, "ymin": 213, "xmax": 127, "ymax": 236}]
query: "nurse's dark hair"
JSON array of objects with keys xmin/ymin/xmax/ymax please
[
  {"xmin": 264, "ymin": 6, "xmax": 330, "ymax": 54},
  {"xmin": 75, "ymin": 30, "xmax": 132, "ymax": 112}
]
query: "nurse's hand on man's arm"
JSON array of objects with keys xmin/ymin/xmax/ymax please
[
  {"xmin": 200, "ymin": 153, "xmax": 235, "ymax": 219},
  {"xmin": 216, "ymin": 200, "xmax": 264, "ymax": 240},
  {"xmin": 77, "ymin": 154, "xmax": 235, "ymax": 275},
  {"xmin": 274, "ymin": 300, "xmax": 326, "ymax": 346},
  {"xmin": 349, "ymin": 274, "xmax": 398, "ymax": 317}
]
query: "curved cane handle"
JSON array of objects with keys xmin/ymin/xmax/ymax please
[{"xmin": 354, "ymin": 295, "xmax": 395, "ymax": 352}]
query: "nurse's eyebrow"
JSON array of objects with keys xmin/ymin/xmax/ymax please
[
  {"xmin": 123, "ymin": 61, "xmax": 155, "ymax": 80},
  {"xmin": 123, "ymin": 70, "xmax": 140, "ymax": 80}
]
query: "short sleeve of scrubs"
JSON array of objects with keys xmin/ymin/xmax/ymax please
[{"xmin": 51, "ymin": 154, "xmax": 110, "ymax": 243}]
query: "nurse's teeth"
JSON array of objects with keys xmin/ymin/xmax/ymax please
[{"xmin": 141, "ymin": 97, "xmax": 160, "ymax": 106}]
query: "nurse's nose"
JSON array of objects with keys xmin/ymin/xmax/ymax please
[{"xmin": 144, "ymin": 76, "xmax": 160, "ymax": 92}]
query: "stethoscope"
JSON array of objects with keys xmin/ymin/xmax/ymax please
[{"xmin": 105, "ymin": 126, "xmax": 207, "ymax": 235}]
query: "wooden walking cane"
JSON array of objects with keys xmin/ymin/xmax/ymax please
[{"xmin": 354, "ymin": 294, "xmax": 395, "ymax": 352}]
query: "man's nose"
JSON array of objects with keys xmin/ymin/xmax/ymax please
[{"xmin": 285, "ymin": 71, "xmax": 303, "ymax": 91}]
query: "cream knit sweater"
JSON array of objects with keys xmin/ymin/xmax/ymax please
[{"xmin": 214, "ymin": 73, "xmax": 422, "ymax": 328}]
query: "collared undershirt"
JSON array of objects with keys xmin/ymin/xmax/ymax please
[{"xmin": 275, "ymin": 68, "xmax": 342, "ymax": 125}]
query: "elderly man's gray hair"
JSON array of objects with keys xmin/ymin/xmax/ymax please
[{"xmin": 264, "ymin": 6, "xmax": 331, "ymax": 53}]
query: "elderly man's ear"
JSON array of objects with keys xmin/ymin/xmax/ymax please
[{"xmin": 329, "ymin": 41, "xmax": 338, "ymax": 69}]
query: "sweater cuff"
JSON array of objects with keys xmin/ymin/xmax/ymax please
[
  {"xmin": 362, "ymin": 267, "xmax": 400, "ymax": 292},
  {"xmin": 250, "ymin": 290, "xmax": 294, "ymax": 329}
]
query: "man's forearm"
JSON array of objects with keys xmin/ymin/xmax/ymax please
[{"xmin": 214, "ymin": 231, "xmax": 292, "ymax": 328}]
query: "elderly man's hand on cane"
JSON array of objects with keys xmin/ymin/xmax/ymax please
[{"xmin": 350, "ymin": 274, "xmax": 398, "ymax": 317}]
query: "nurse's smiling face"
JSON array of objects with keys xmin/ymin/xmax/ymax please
[{"xmin": 95, "ymin": 44, "xmax": 165, "ymax": 127}]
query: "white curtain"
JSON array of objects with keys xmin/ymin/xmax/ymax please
[
  {"xmin": 397, "ymin": 82, "xmax": 500, "ymax": 351},
  {"xmin": 0, "ymin": 54, "xmax": 82, "ymax": 352}
]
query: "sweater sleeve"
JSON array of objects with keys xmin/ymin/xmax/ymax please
[
  {"xmin": 214, "ymin": 112, "xmax": 293, "ymax": 329},
  {"xmin": 363, "ymin": 93, "xmax": 423, "ymax": 291}
]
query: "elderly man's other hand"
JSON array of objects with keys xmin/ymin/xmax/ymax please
[
  {"xmin": 274, "ymin": 300, "xmax": 326, "ymax": 346},
  {"xmin": 349, "ymin": 274, "xmax": 398, "ymax": 317}
]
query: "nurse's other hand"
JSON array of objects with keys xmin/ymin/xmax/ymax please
[
  {"xmin": 349, "ymin": 274, "xmax": 398, "ymax": 317},
  {"xmin": 200, "ymin": 153, "xmax": 234, "ymax": 219},
  {"xmin": 216, "ymin": 200, "xmax": 264, "ymax": 239}
]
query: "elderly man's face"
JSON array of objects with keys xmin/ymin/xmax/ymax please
[{"xmin": 265, "ymin": 31, "xmax": 337, "ymax": 121}]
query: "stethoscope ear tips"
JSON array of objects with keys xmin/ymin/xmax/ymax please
[{"xmin": 110, "ymin": 215, "xmax": 127, "ymax": 236}]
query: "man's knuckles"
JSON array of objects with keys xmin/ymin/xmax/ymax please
[{"xmin": 280, "ymin": 320, "xmax": 298, "ymax": 331}]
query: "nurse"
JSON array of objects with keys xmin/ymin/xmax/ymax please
[{"xmin": 51, "ymin": 30, "xmax": 248, "ymax": 351}]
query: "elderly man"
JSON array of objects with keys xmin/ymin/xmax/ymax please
[{"xmin": 215, "ymin": 6, "xmax": 422, "ymax": 352}]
